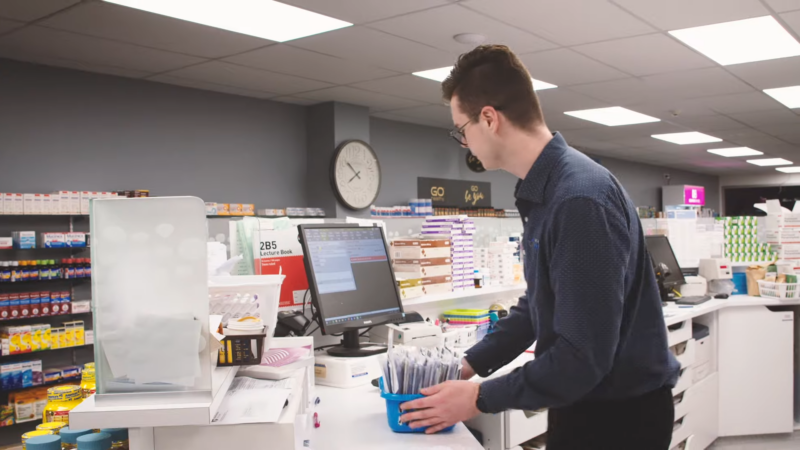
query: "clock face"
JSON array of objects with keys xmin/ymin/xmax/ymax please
[{"xmin": 332, "ymin": 140, "xmax": 381, "ymax": 210}]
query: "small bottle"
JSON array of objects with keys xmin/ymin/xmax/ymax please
[
  {"xmin": 11, "ymin": 261, "xmax": 19, "ymax": 282},
  {"xmin": 30, "ymin": 260, "xmax": 39, "ymax": 281},
  {"xmin": 20, "ymin": 261, "xmax": 30, "ymax": 281},
  {"xmin": 85, "ymin": 259, "xmax": 91, "ymax": 278},
  {"xmin": 39, "ymin": 260, "xmax": 50, "ymax": 281},
  {"xmin": 0, "ymin": 262, "xmax": 10, "ymax": 283},
  {"xmin": 60, "ymin": 427, "xmax": 93, "ymax": 450},
  {"xmin": 75, "ymin": 259, "xmax": 85, "ymax": 279},
  {"xmin": 66, "ymin": 259, "xmax": 76, "ymax": 280},
  {"xmin": 62, "ymin": 259, "xmax": 72, "ymax": 280},
  {"xmin": 80, "ymin": 368, "xmax": 95, "ymax": 398},
  {"xmin": 77, "ymin": 432, "xmax": 112, "ymax": 450},
  {"xmin": 49, "ymin": 260, "xmax": 59, "ymax": 280}
]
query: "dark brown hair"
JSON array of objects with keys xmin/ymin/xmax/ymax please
[{"xmin": 442, "ymin": 45, "xmax": 544, "ymax": 130}]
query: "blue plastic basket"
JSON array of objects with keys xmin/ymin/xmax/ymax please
[{"xmin": 379, "ymin": 378, "xmax": 455, "ymax": 434}]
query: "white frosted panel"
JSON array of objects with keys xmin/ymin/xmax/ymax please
[{"xmin": 91, "ymin": 197, "xmax": 211, "ymax": 394}]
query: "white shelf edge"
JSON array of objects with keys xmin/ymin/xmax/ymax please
[
  {"xmin": 402, "ymin": 284, "xmax": 526, "ymax": 306},
  {"xmin": 731, "ymin": 261, "xmax": 774, "ymax": 267}
]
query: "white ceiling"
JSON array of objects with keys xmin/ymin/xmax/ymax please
[{"xmin": 1, "ymin": 0, "xmax": 799, "ymax": 176}]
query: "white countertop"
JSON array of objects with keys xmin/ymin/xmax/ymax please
[
  {"xmin": 663, "ymin": 295, "xmax": 800, "ymax": 326},
  {"xmin": 313, "ymin": 383, "xmax": 484, "ymax": 450}
]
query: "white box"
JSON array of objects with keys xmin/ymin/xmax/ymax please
[
  {"xmin": 10, "ymin": 194, "xmax": 22, "ymax": 214},
  {"xmin": 1, "ymin": 194, "xmax": 12, "ymax": 214},
  {"xmin": 67, "ymin": 191, "xmax": 80, "ymax": 214},
  {"xmin": 71, "ymin": 300, "xmax": 91, "ymax": 314},
  {"xmin": 56, "ymin": 191, "xmax": 71, "ymax": 214},
  {"xmin": 0, "ymin": 194, "xmax": 3, "ymax": 215},
  {"xmin": 80, "ymin": 192, "xmax": 91, "ymax": 215},
  {"xmin": 41, "ymin": 194, "xmax": 52, "ymax": 214},
  {"xmin": 23, "ymin": 194, "xmax": 35, "ymax": 214}
]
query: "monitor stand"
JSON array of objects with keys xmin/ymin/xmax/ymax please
[{"xmin": 326, "ymin": 329, "xmax": 387, "ymax": 357}]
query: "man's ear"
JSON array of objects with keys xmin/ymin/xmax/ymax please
[{"xmin": 480, "ymin": 106, "xmax": 500, "ymax": 134}]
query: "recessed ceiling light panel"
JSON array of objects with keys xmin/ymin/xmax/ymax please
[
  {"xmin": 764, "ymin": 85, "xmax": 800, "ymax": 109},
  {"xmin": 564, "ymin": 107, "xmax": 659, "ymax": 126},
  {"xmin": 103, "ymin": 0, "xmax": 351, "ymax": 42},
  {"xmin": 413, "ymin": 66, "xmax": 557, "ymax": 90},
  {"xmin": 748, "ymin": 158, "xmax": 793, "ymax": 166},
  {"xmin": 669, "ymin": 16, "xmax": 800, "ymax": 66},
  {"xmin": 776, "ymin": 167, "xmax": 800, "ymax": 173},
  {"xmin": 652, "ymin": 132, "xmax": 722, "ymax": 145},
  {"xmin": 707, "ymin": 147, "xmax": 764, "ymax": 157}
]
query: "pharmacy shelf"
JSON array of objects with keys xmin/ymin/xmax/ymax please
[
  {"xmin": 0, "ymin": 215, "xmax": 88, "ymax": 218},
  {"xmin": 0, "ymin": 247, "xmax": 89, "ymax": 251},
  {"xmin": 0, "ymin": 376, "xmax": 81, "ymax": 395},
  {"xmin": 0, "ymin": 344, "xmax": 93, "ymax": 360},
  {"xmin": 206, "ymin": 215, "xmax": 325, "ymax": 219},
  {"xmin": 0, "ymin": 276, "xmax": 90, "ymax": 285},
  {"xmin": 402, "ymin": 283, "xmax": 526, "ymax": 307},
  {"xmin": 0, "ymin": 311, "xmax": 92, "ymax": 323}
]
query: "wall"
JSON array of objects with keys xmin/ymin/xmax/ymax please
[
  {"xmin": 0, "ymin": 58, "xmax": 308, "ymax": 208},
  {"xmin": 370, "ymin": 117, "xmax": 721, "ymax": 212}
]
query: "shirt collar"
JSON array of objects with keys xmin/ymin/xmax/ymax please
[{"xmin": 515, "ymin": 132, "xmax": 568, "ymax": 204}]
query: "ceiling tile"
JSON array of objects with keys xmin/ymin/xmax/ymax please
[
  {"xmin": 465, "ymin": 0, "xmax": 654, "ymax": 46},
  {"xmin": 755, "ymin": 124, "xmax": 800, "ymax": 144},
  {"xmin": 726, "ymin": 55, "xmax": 800, "ymax": 89},
  {"xmin": 779, "ymin": 11, "xmax": 800, "ymax": 45},
  {"xmin": 627, "ymin": 98, "xmax": 718, "ymax": 118},
  {"xmin": 279, "ymin": 0, "xmax": 450, "ymax": 24},
  {"xmin": 537, "ymin": 89, "xmax": 609, "ymax": 112},
  {"xmin": 148, "ymin": 74, "xmax": 277, "ymax": 99},
  {"xmin": 711, "ymin": 128, "xmax": 781, "ymax": 147},
  {"xmin": 39, "ymin": 2, "xmax": 272, "ymax": 59},
  {"xmin": 570, "ymin": 77, "xmax": 665, "ymax": 105},
  {"xmin": 644, "ymin": 68, "xmax": 753, "ymax": 100},
  {"xmin": 544, "ymin": 112, "xmax": 607, "ymax": 132},
  {"xmin": 161, "ymin": 61, "xmax": 332, "ymax": 95},
  {"xmin": 729, "ymin": 109, "xmax": 800, "ymax": 128},
  {"xmin": 610, "ymin": 0, "xmax": 769, "ymax": 30},
  {"xmin": 368, "ymin": 4, "xmax": 555, "ymax": 54},
  {"xmin": 565, "ymin": 121, "xmax": 688, "ymax": 142},
  {"xmin": 351, "ymin": 75, "xmax": 443, "ymax": 103},
  {"xmin": 767, "ymin": 0, "xmax": 800, "ymax": 13},
  {"xmin": 224, "ymin": 44, "xmax": 398, "ymax": 85},
  {"xmin": 573, "ymin": 33, "xmax": 715, "ymax": 76},
  {"xmin": 668, "ymin": 113, "xmax": 749, "ymax": 132},
  {"xmin": 519, "ymin": 49, "xmax": 629, "ymax": 86},
  {"xmin": 383, "ymin": 104, "xmax": 454, "ymax": 127},
  {"xmin": 0, "ymin": 0, "xmax": 78, "ymax": 22},
  {"xmin": 0, "ymin": 18, "xmax": 23, "ymax": 34},
  {"xmin": 0, "ymin": 26, "xmax": 204, "ymax": 74},
  {"xmin": 272, "ymin": 96, "xmax": 321, "ymax": 106},
  {"xmin": 289, "ymin": 27, "xmax": 454, "ymax": 73},
  {"xmin": 699, "ymin": 91, "xmax": 785, "ymax": 114},
  {"xmin": 295, "ymin": 86, "xmax": 426, "ymax": 112},
  {"xmin": 0, "ymin": 52, "xmax": 151, "ymax": 78},
  {"xmin": 372, "ymin": 112, "xmax": 446, "ymax": 129}
]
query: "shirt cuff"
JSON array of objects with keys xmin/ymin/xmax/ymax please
[
  {"xmin": 476, "ymin": 376, "xmax": 513, "ymax": 414},
  {"xmin": 465, "ymin": 348, "xmax": 498, "ymax": 378}
]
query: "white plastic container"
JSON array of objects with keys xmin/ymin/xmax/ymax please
[
  {"xmin": 757, "ymin": 280, "xmax": 799, "ymax": 300},
  {"xmin": 208, "ymin": 275, "xmax": 285, "ymax": 348}
]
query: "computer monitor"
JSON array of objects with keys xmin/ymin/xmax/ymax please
[
  {"xmin": 298, "ymin": 224, "xmax": 405, "ymax": 357},
  {"xmin": 645, "ymin": 235, "xmax": 686, "ymax": 290}
]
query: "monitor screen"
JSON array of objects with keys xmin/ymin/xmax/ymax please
[
  {"xmin": 299, "ymin": 225, "xmax": 404, "ymax": 334},
  {"xmin": 645, "ymin": 235, "xmax": 685, "ymax": 286}
]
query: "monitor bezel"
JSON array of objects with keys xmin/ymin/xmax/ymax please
[
  {"xmin": 298, "ymin": 223, "xmax": 405, "ymax": 335},
  {"xmin": 645, "ymin": 235, "xmax": 686, "ymax": 288}
]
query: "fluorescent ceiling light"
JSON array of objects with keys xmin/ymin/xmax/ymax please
[
  {"xmin": 564, "ymin": 107, "xmax": 659, "ymax": 126},
  {"xmin": 652, "ymin": 132, "xmax": 722, "ymax": 145},
  {"xmin": 707, "ymin": 147, "xmax": 763, "ymax": 157},
  {"xmin": 103, "ymin": 0, "xmax": 351, "ymax": 42},
  {"xmin": 669, "ymin": 16, "xmax": 800, "ymax": 66},
  {"xmin": 764, "ymin": 85, "xmax": 800, "ymax": 109},
  {"xmin": 776, "ymin": 167, "xmax": 800, "ymax": 173},
  {"xmin": 747, "ymin": 158, "xmax": 793, "ymax": 166},
  {"xmin": 413, "ymin": 66, "xmax": 557, "ymax": 91}
]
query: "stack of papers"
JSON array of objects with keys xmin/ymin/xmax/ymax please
[{"xmin": 211, "ymin": 377, "xmax": 294, "ymax": 425}]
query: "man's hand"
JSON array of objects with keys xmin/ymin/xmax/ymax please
[
  {"xmin": 399, "ymin": 381, "xmax": 481, "ymax": 434},
  {"xmin": 461, "ymin": 358, "xmax": 476, "ymax": 380}
]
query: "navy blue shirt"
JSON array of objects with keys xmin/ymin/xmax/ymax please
[{"xmin": 467, "ymin": 133, "xmax": 679, "ymax": 413}]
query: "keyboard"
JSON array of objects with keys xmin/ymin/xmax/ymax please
[{"xmin": 676, "ymin": 295, "xmax": 711, "ymax": 306}]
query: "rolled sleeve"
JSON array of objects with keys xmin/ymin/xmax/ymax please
[{"xmin": 478, "ymin": 197, "xmax": 630, "ymax": 413}]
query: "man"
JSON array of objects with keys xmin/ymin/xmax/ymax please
[{"xmin": 400, "ymin": 45, "xmax": 680, "ymax": 449}]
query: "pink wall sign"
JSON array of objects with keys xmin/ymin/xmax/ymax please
[{"xmin": 684, "ymin": 185, "xmax": 705, "ymax": 206}]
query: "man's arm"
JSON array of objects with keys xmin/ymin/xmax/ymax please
[
  {"xmin": 477, "ymin": 197, "xmax": 629, "ymax": 412},
  {"xmin": 464, "ymin": 291, "xmax": 536, "ymax": 378}
]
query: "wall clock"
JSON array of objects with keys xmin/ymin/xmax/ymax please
[{"xmin": 331, "ymin": 140, "xmax": 381, "ymax": 210}]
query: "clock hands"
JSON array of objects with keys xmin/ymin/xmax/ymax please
[{"xmin": 347, "ymin": 162, "xmax": 362, "ymax": 183}]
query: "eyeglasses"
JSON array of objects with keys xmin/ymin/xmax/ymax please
[{"xmin": 449, "ymin": 122, "xmax": 470, "ymax": 146}]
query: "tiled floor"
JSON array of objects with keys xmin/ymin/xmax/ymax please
[{"xmin": 709, "ymin": 432, "xmax": 800, "ymax": 449}]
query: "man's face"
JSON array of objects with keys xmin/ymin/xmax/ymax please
[{"xmin": 450, "ymin": 96, "xmax": 501, "ymax": 170}]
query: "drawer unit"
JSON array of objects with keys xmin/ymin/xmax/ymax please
[
  {"xmin": 671, "ymin": 415, "xmax": 693, "ymax": 448},
  {"xmin": 504, "ymin": 409, "xmax": 547, "ymax": 449},
  {"xmin": 672, "ymin": 366, "xmax": 694, "ymax": 396},
  {"xmin": 667, "ymin": 320, "xmax": 692, "ymax": 347},
  {"xmin": 671, "ymin": 339, "xmax": 696, "ymax": 369},
  {"xmin": 670, "ymin": 435, "xmax": 694, "ymax": 450},
  {"xmin": 673, "ymin": 391, "xmax": 691, "ymax": 420}
]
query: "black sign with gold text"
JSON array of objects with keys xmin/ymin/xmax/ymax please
[{"xmin": 417, "ymin": 177, "xmax": 492, "ymax": 208}]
